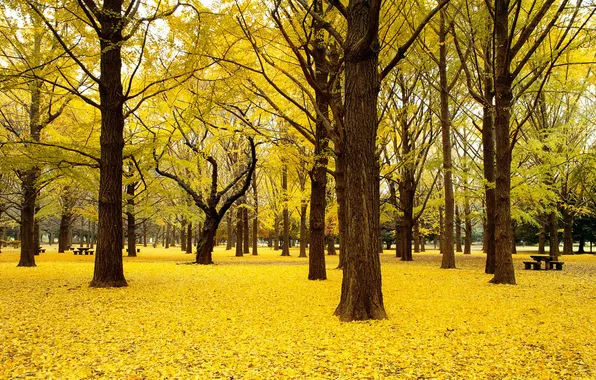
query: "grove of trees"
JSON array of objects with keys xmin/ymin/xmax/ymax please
[{"xmin": 1, "ymin": 0, "xmax": 596, "ymax": 321}]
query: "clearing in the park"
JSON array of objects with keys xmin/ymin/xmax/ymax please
[{"xmin": 1, "ymin": 247, "xmax": 594, "ymax": 379}]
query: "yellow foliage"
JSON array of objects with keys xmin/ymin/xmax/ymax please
[{"xmin": 1, "ymin": 248, "xmax": 595, "ymax": 379}]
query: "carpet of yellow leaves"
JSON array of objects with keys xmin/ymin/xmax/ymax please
[{"xmin": 1, "ymin": 247, "xmax": 595, "ymax": 379}]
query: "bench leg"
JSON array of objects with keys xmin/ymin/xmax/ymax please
[{"xmin": 524, "ymin": 263, "xmax": 532, "ymax": 270}]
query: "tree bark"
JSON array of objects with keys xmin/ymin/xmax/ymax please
[
  {"xmin": 243, "ymin": 207, "xmax": 250, "ymax": 254},
  {"xmin": 90, "ymin": 0, "xmax": 128, "ymax": 287},
  {"xmin": 490, "ymin": 0, "xmax": 516, "ymax": 284},
  {"xmin": 281, "ymin": 166, "xmax": 290, "ymax": 256},
  {"xmin": 334, "ymin": 0, "xmax": 386, "ymax": 321},
  {"xmin": 482, "ymin": 66, "xmax": 497, "ymax": 274},
  {"xmin": 252, "ymin": 172, "xmax": 259, "ymax": 256},
  {"xmin": 126, "ymin": 183, "xmax": 137, "ymax": 257},
  {"xmin": 273, "ymin": 214, "xmax": 280, "ymax": 250},
  {"xmin": 165, "ymin": 223, "xmax": 171, "ymax": 248},
  {"xmin": 563, "ymin": 208, "xmax": 573, "ymax": 255},
  {"xmin": 548, "ymin": 211, "xmax": 559, "ymax": 259},
  {"xmin": 235, "ymin": 207, "xmax": 243, "ymax": 256},
  {"xmin": 186, "ymin": 222, "xmax": 193, "ymax": 254},
  {"xmin": 180, "ymin": 220, "xmax": 187, "ymax": 252},
  {"xmin": 196, "ymin": 215, "xmax": 217, "ymax": 264},
  {"xmin": 226, "ymin": 212, "xmax": 233, "ymax": 250},
  {"xmin": 299, "ymin": 201, "xmax": 308, "ymax": 258},
  {"xmin": 439, "ymin": 9, "xmax": 455, "ymax": 269},
  {"xmin": 538, "ymin": 222, "xmax": 546, "ymax": 254},
  {"xmin": 455, "ymin": 205, "xmax": 462, "ymax": 253}
]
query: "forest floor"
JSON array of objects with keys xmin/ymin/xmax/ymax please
[{"xmin": 1, "ymin": 246, "xmax": 595, "ymax": 379}]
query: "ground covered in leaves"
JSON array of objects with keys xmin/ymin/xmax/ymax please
[{"xmin": 1, "ymin": 246, "xmax": 595, "ymax": 379}]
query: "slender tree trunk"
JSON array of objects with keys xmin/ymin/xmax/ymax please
[
  {"xmin": 33, "ymin": 217, "xmax": 40, "ymax": 256},
  {"xmin": 143, "ymin": 220, "xmax": 147, "ymax": 247},
  {"xmin": 439, "ymin": 9, "xmax": 455, "ymax": 269},
  {"xmin": 235, "ymin": 207, "xmax": 243, "ymax": 256},
  {"xmin": 180, "ymin": 220, "xmax": 187, "ymax": 252},
  {"xmin": 538, "ymin": 222, "xmax": 546, "ymax": 254},
  {"xmin": 91, "ymin": 0, "xmax": 128, "ymax": 287},
  {"xmin": 126, "ymin": 183, "xmax": 137, "ymax": 257},
  {"xmin": 335, "ymin": 154, "xmax": 347, "ymax": 269},
  {"xmin": 455, "ymin": 205, "xmax": 462, "ymax": 253},
  {"xmin": 252, "ymin": 172, "xmax": 259, "ymax": 255},
  {"xmin": 490, "ymin": 0, "xmax": 516, "ymax": 284},
  {"xmin": 165, "ymin": 223, "xmax": 171, "ymax": 248},
  {"xmin": 58, "ymin": 209, "xmax": 72, "ymax": 253},
  {"xmin": 226, "ymin": 212, "xmax": 233, "ymax": 250},
  {"xmin": 482, "ymin": 77, "xmax": 497, "ymax": 273},
  {"xmin": 548, "ymin": 211, "xmax": 559, "ymax": 259},
  {"xmin": 18, "ymin": 34, "xmax": 43, "ymax": 267},
  {"xmin": 413, "ymin": 220, "xmax": 420, "ymax": 253},
  {"xmin": 299, "ymin": 201, "xmax": 308, "ymax": 258},
  {"xmin": 464, "ymin": 210, "xmax": 472, "ymax": 255},
  {"xmin": 243, "ymin": 207, "xmax": 250, "ymax": 254},
  {"xmin": 327, "ymin": 234, "xmax": 336, "ymax": 255},
  {"xmin": 186, "ymin": 222, "xmax": 193, "ymax": 254},
  {"xmin": 273, "ymin": 214, "xmax": 280, "ymax": 250},
  {"xmin": 562, "ymin": 209, "xmax": 573, "ymax": 255},
  {"xmin": 281, "ymin": 166, "xmax": 290, "ymax": 256},
  {"xmin": 334, "ymin": 0, "xmax": 386, "ymax": 321}
]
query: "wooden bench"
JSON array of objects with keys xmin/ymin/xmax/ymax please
[
  {"xmin": 88, "ymin": 250, "xmax": 94, "ymax": 255},
  {"xmin": 38, "ymin": 248, "xmax": 45, "ymax": 253},
  {"xmin": 548, "ymin": 261, "xmax": 564, "ymax": 270},
  {"xmin": 126, "ymin": 248, "xmax": 140, "ymax": 253},
  {"xmin": 523, "ymin": 261, "xmax": 542, "ymax": 270}
]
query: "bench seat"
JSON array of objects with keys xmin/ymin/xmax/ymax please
[
  {"xmin": 523, "ymin": 261, "xmax": 542, "ymax": 270},
  {"xmin": 548, "ymin": 261, "xmax": 564, "ymax": 270}
]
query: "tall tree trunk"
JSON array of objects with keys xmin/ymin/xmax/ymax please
[
  {"xmin": 482, "ymin": 70, "xmax": 497, "ymax": 274},
  {"xmin": 180, "ymin": 220, "xmax": 187, "ymax": 252},
  {"xmin": 281, "ymin": 166, "xmax": 290, "ymax": 256},
  {"xmin": 490, "ymin": 0, "xmax": 516, "ymax": 284},
  {"xmin": 126, "ymin": 183, "xmax": 137, "ymax": 257},
  {"xmin": 91, "ymin": 0, "xmax": 128, "ymax": 287},
  {"xmin": 464, "ymin": 206, "xmax": 472, "ymax": 255},
  {"xmin": 142, "ymin": 220, "xmax": 147, "ymax": 247},
  {"xmin": 335, "ymin": 154, "xmax": 347, "ymax": 269},
  {"xmin": 439, "ymin": 206, "xmax": 444, "ymax": 253},
  {"xmin": 252, "ymin": 172, "xmax": 259, "ymax": 255},
  {"xmin": 562, "ymin": 209, "xmax": 573, "ymax": 255},
  {"xmin": 548, "ymin": 211, "xmax": 559, "ymax": 259},
  {"xmin": 235, "ymin": 207, "xmax": 243, "ymax": 256},
  {"xmin": 186, "ymin": 222, "xmax": 193, "ymax": 254},
  {"xmin": 18, "ymin": 32, "xmax": 43, "ymax": 267},
  {"xmin": 538, "ymin": 222, "xmax": 546, "ymax": 254},
  {"xmin": 334, "ymin": 0, "xmax": 386, "ymax": 321},
  {"xmin": 299, "ymin": 201, "xmax": 308, "ymax": 258},
  {"xmin": 327, "ymin": 234, "xmax": 336, "ymax": 255},
  {"xmin": 165, "ymin": 223, "xmax": 171, "ymax": 248},
  {"xmin": 196, "ymin": 214, "xmax": 218, "ymax": 264},
  {"xmin": 455, "ymin": 205, "xmax": 462, "ymax": 253},
  {"xmin": 439, "ymin": 9, "xmax": 456, "ymax": 269},
  {"xmin": 58, "ymin": 208, "xmax": 72, "ymax": 253},
  {"xmin": 226, "ymin": 212, "xmax": 233, "ymax": 250},
  {"xmin": 243, "ymin": 207, "xmax": 249, "ymax": 254},
  {"xmin": 413, "ymin": 220, "xmax": 420, "ymax": 253},
  {"xmin": 33, "ymin": 217, "xmax": 40, "ymax": 255},
  {"xmin": 308, "ymin": 7, "xmax": 329, "ymax": 275},
  {"xmin": 273, "ymin": 214, "xmax": 280, "ymax": 250}
]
